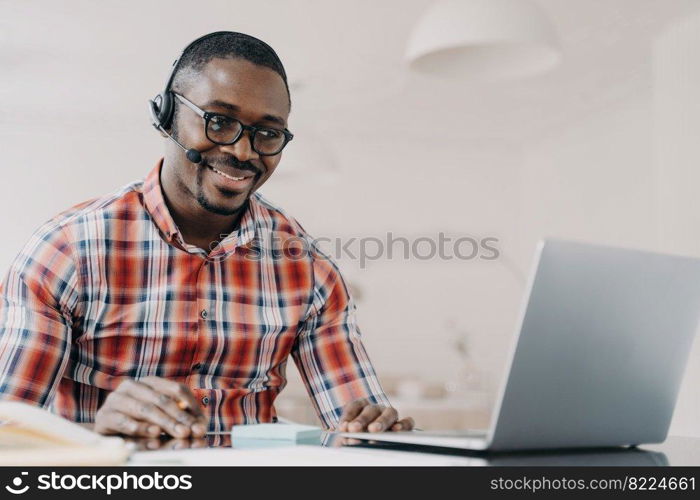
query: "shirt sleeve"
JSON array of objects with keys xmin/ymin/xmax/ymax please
[
  {"xmin": 291, "ymin": 253, "xmax": 391, "ymax": 429},
  {"xmin": 0, "ymin": 221, "xmax": 79, "ymax": 407}
]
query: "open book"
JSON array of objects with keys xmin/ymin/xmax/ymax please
[{"xmin": 0, "ymin": 401, "xmax": 132, "ymax": 465}]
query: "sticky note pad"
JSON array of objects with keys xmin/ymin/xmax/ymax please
[{"xmin": 231, "ymin": 423, "xmax": 322, "ymax": 442}]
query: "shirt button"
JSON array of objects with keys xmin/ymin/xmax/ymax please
[
  {"xmin": 201, "ymin": 396, "xmax": 210, "ymax": 406},
  {"xmin": 200, "ymin": 309, "xmax": 208, "ymax": 319}
]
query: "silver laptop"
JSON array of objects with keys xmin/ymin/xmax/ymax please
[{"xmin": 341, "ymin": 239, "xmax": 700, "ymax": 451}]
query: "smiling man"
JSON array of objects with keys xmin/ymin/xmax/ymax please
[{"xmin": 0, "ymin": 31, "xmax": 413, "ymax": 438}]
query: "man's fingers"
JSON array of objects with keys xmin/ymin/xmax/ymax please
[
  {"xmin": 339, "ymin": 398, "xmax": 369, "ymax": 427},
  {"xmin": 367, "ymin": 407, "xmax": 399, "ymax": 432},
  {"xmin": 121, "ymin": 381, "xmax": 195, "ymax": 425},
  {"xmin": 138, "ymin": 378, "xmax": 207, "ymax": 437},
  {"xmin": 95, "ymin": 410, "xmax": 160, "ymax": 438},
  {"xmin": 391, "ymin": 417, "xmax": 416, "ymax": 432},
  {"xmin": 141, "ymin": 377, "xmax": 203, "ymax": 418},
  {"xmin": 116, "ymin": 383, "xmax": 193, "ymax": 438},
  {"xmin": 347, "ymin": 404, "xmax": 384, "ymax": 432}
]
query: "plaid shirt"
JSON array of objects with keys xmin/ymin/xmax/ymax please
[{"xmin": 0, "ymin": 161, "xmax": 389, "ymax": 431}]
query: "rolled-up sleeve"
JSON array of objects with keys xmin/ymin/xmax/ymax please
[
  {"xmin": 292, "ymin": 255, "xmax": 390, "ymax": 429},
  {"xmin": 0, "ymin": 222, "xmax": 79, "ymax": 407}
]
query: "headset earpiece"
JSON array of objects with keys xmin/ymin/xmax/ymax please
[
  {"xmin": 148, "ymin": 94, "xmax": 166, "ymax": 137},
  {"xmin": 148, "ymin": 91, "xmax": 174, "ymax": 132},
  {"xmin": 156, "ymin": 91, "xmax": 175, "ymax": 130}
]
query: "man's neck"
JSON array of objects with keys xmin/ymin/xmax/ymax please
[
  {"xmin": 160, "ymin": 162, "xmax": 247, "ymax": 251},
  {"xmin": 170, "ymin": 203, "xmax": 246, "ymax": 251}
]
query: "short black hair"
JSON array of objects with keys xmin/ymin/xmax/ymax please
[{"xmin": 170, "ymin": 32, "xmax": 290, "ymax": 134}]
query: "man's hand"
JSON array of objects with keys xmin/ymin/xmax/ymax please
[
  {"xmin": 94, "ymin": 376, "xmax": 207, "ymax": 439},
  {"xmin": 337, "ymin": 398, "xmax": 415, "ymax": 432}
]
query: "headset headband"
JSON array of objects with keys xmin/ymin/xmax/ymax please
[{"xmin": 163, "ymin": 31, "xmax": 285, "ymax": 95}]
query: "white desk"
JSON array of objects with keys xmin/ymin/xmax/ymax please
[{"xmin": 127, "ymin": 434, "xmax": 700, "ymax": 467}]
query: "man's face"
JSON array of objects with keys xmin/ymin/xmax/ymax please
[{"xmin": 168, "ymin": 57, "xmax": 290, "ymax": 216}]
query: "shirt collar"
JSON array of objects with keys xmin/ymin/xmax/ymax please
[
  {"xmin": 209, "ymin": 199, "xmax": 258, "ymax": 258},
  {"xmin": 143, "ymin": 159, "xmax": 180, "ymax": 245},
  {"xmin": 142, "ymin": 159, "xmax": 258, "ymax": 258}
]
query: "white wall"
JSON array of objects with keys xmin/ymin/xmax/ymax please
[
  {"xmin": 516, "ymin": 83, "xmax": 656, "ymax": 260},
  {"xmin": 268, "ymin": 135, "xmax": 526, "ymax": 409}
]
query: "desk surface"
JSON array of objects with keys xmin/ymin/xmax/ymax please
[{"xmin": 127, "ymin": 434, "xmax": 700, "ymax": 466}]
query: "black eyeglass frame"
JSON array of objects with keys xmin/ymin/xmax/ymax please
[{"xmin": 173, "ymin": 93, "xmax": 294, "ymax": 156}]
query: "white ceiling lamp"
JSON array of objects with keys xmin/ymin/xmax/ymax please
[{"xmin": 406, "ymin": 0, "xmax": 561, "ymax": 80}]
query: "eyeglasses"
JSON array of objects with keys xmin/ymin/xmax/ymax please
[{"xmin": 173, "ymin": 93, "xmax": 294, "ymax": 156}]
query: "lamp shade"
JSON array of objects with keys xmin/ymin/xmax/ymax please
[{"xmin": 406, "ymin": 0, "xmax": 561, "ymax": 80}]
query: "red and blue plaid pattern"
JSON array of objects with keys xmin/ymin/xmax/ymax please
[{"xmin": 0, "ymin": 161, "xmax": 389, "ymax": 431}]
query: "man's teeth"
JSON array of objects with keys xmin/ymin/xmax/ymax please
[{"xmin": 210, "ymin": 165, "xmax": 246, "ymax": 181}]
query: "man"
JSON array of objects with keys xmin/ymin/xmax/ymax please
[{"xmin": 0, "ymin": 32, "xmax": 413, "ymax": 438}]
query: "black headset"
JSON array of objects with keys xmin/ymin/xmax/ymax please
[{"xmin": 148, "ymin": 31, "xmax": 285, "ymax": 132}]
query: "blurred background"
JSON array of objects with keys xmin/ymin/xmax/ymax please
[{"xmin": 1, "ymin": 0, "xmax": 700, "ymax": 435}]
